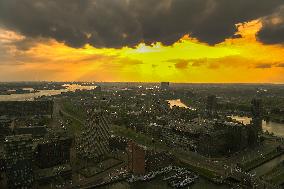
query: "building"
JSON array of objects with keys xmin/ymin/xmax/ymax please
[
  {"xmin": 77, "ymin": 110, "xmax": 111, "ymax": 161},
  {"xmin": 198, "ymin": 121, "xmax": 250, "ymax": 157},
  {"xmin": 160, "ymin": 82, "xmax": 170, "ymax": 90},
  {"xmin": 251, "ymin": 98, "xmax": 263, "ymax": 132},
  {"xmin": 35, "ymin": 164, "xmax": 72, "ymax": 187},
  {"xmin": 4, "ymin": 134, "xmax": 34, "ymax": 188},
  {"xmin": 145, "ymin": 150, "xmax": 174, "ymax": 172},
  {"xmin": 0, "ymin": 101, "xmax": 53, "ymax": 117},
  {"xmin": 127, "ymin": 141, "xmax": 146, "ymax": 175},
  {"xmin": 35, "ymin": 135, "xmax": 72, "ymax": 169},
  {"xmin": 14, "ymin": 126, "xmax": 47, "ymax": 138},
  {"xmin": 0, "ymin": 150, "xmax": 5, "ymax": 188},
  {"xmin": 206, "ymin": 95, "xmax": 217, "ymax": 117},
  {"xmin": 127, "ymin": 141, "xmax": 174, "ymax": 175},
  {"xmin": 0, "ymin": 118, "xmax": 12, "ymax": 141},
  {"xmin": 109, "ymin": 135, "xmax": 129, "ymax": 151}
]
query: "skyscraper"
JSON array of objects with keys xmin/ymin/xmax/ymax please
[
  {"xmin": 160, "ymin": 82, "xmax": 170, "ymax": 90},
  {"xmin": 251, "ymin": 98, "xmax": 263, "ymax": 132}
]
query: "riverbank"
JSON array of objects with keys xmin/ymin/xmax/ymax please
[
  {"xmin": 241, "ymin": 149, "xmax": 284, "ymax": 171},
  {"xmin": 262, "ymin": 161, "xmax": 284, "ymax": 186}
]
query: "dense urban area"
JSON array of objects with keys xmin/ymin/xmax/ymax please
[{"xmin": 0, "ymin": 82, "xmax": 283, "ymax": 189}]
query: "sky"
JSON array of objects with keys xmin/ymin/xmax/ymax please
[{"xmin": 0, "ymin": 0, "xmax": 284, "ymax": 83}]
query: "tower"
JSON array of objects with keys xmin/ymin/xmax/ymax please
[
  {"xmin": 251, "ymin": 98, "xmax": 263, "ymax": 132},
  {"xmin": 206, "ymin": 95, "xmax": 217, "ymax": 117},
  {"xmin": 160, "ymin": 82, "xmax": 170, "ymax": 90}
]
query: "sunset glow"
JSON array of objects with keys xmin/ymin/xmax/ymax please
[{"xmin": 1, "ymin": 20, "xmax": 284, "ymax": 83}]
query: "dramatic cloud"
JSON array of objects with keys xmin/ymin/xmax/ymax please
[
  {"xmin": 0, "ymin": 0, "xmax": 283, "ymax": 48},
  {"xmin": 257, "ymin": 6, "xmax": 284, "ymax": 45},
  {"xmin": 1, "ymin": 20, "xmax": 284, "ymax": 83},
  {"xmin": 167, "ymin": 59, "xmax": 190, "ymax": 69},
  {"xmin": 167, "ymin": 56, "xmax": 284, "ymax": 71}
]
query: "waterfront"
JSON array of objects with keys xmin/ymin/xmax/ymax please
[
  {"xmin": 231, "ymin": 116, "xmax": 284, "ymax": 137},
  {"xmin": 0, "ymin": 84, "xmax": 96, "ymax": 101},
  {"xmin": 250, "ymin": 154, "xmax": 284, "ymax": 177},
  {"xmin": 167, "ymin": 99, "xmax": 189, "ymax": 109},
  {"xmin": 231, "ymin": 115, "xmax": 284, "ymax": 178},
  {"xmin": 167, "ymin": 99, "xmax": 196, "ymax": 110}
]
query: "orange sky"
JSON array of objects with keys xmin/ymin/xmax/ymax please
[{"xmin": 1, "ymin": 20, "xmax": 284, "ymax": 83}]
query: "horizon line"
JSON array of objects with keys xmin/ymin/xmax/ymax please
[{"xmin": 0, "ymin": 81, "xmax": 284, "ymax": 85}]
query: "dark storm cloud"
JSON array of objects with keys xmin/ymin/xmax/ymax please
[
  {"xmin": 0, "ymin": 0, "xmax": 283, "ymax": 48},
  {"xmin": 257, "ymin": 6, "xmax": 284, "ymax": 45}
]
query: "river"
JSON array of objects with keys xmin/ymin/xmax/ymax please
[
  {"xmin": 0, "ymin": 84, "xmax": 96, "ymax": 101},
  {"xmin": 231, "ymin": 116, "xmax": 284, "ymax": 176},
  {"xmin": 230, "ymin": 116, "xmax": 284, "ymax": 137},
  {"xmin": 167, "ymin": 99, "xmax": 196, "ymax": 111},
  {"xmin": 250, "ymin": 154, "xmax": 284, "ymax": 177}
]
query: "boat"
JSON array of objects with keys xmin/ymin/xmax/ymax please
[
  {"xmin": 126, "ymin": 175, "xmax": 139, "ymax": 183},
  {"xmin": 179, "ymin": 178, "xmax": 195, "ymax": 188},
  {"xmin": 163, "ymin": 173, "xmax": 179, "ymax": 181},
  {"xmin": 142, "ymin": 172, "xmax": 157, "ymax": 181}
]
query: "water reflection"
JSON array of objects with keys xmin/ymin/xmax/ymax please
[
  {"xmin": 230, "ymin": 116, "xmax": 284, "ymax": 137},
  {"xmin": 0, "ymin": 84, "xmax": 96, "ymax": 101},
  {"xmin": 167, "ymin": 99, "xmax": 196, "ymax": 110}
]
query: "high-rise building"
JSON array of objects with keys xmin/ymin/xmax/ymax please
[
  {"xmin": 127, "ymin": 141, "xmax": 146, "ymax": 175},
  {"xmin": 206, "ymin": 95, "xmax": 217, "ymax": 116},
  {"xmin": 251, "ymin": 98, "xmax": 263, "ymax": 132},
  {"xmin": 127, "ymin": 141, "xmax": 174, "ymax": 175},
  {"xmin": 160, "ymin": 82, "xmax": 170, "ymax": 90},
  {"xmin": 77, "ymin": 110, "xmax": 111, "ymax": 161},
  {"xmin": 4, "ymin": 134, "xmax": 34, "ymax": 188}
]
